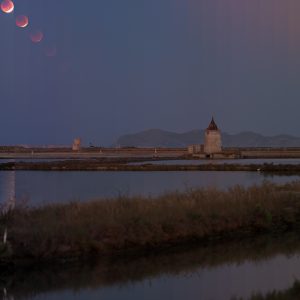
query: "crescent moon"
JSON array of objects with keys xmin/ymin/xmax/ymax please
[
  {"xmin": 30, "ymin": 30, "xmax": 43, "ymax": 43},
  {"xmin": 16, "ymin": 15, "xmax": 29, "ymax": 28}
]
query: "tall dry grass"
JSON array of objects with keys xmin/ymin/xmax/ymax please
[
  {"xmin": 1, "ymin": 181, "xmax": 300, "ymax": 260},
  {"xmin": 232, "ymin": 280, "xmax": 300, "ymax": 300}
]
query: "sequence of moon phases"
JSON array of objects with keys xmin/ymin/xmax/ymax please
[
  {"xmin": 1, "ymin": 0, "xmax": 14, "ymax": 13},
  {"xmin": 1, "ymin": 2, "xmax": 54, "ymax": 55},
  {"xmin": 16, "ymin": 15, "xmax": 28, "ymax": 28},
  {"xmin": 30, "ymin": 30, "xmax": 43, "ymax": 43}
]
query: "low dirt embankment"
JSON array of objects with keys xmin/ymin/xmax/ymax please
[{"xmin": 2, "ymin": 160, "xmax": 300, "ymax": 174}]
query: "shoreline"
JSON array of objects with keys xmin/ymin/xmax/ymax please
[
  {"xmin": 1, "ymin": 227, "xmax": 298, "ymax": 270},
  {"xmin": 1, "ymin": 161, "xmax": 300, "ymax": 173}
]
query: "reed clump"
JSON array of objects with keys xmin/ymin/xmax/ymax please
[
  {"xmin": 232, "ymin": 280, "xmax": 300, "ymax": 300},
  {"xmin": 2, "ymin": 181, "xmax": 300, "ymax": 261}
]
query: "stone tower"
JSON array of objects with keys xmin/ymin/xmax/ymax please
[
  {"xmin": 204, "ymin": 117, "xmax": 222, "ymax": 155},
  {"xmin": 72, "ymin": 138, "xmax": 81, "ymax": 151}
]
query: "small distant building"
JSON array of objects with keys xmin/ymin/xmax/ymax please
[
  {"xmin": 204, "ymin": 117, "xmax": 222, "ymax": 155},
  {"xmin": 72, "ymin": 138, "xmax": 81, "ymax": 151}
]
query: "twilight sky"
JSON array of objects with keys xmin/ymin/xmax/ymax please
[{"xmin": 1, "ymin": 0, "xmax": 300, "ymax": 146}]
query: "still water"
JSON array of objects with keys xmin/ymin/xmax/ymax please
[
  {"xmin": 129, "ymin": 158, "xmax": 300, "ymax": 165},
  {"xmin": 3, "ymin": 158, "xmax": 300, "ymax": 165},
  {"xmin": 0, "ymin": 171, "xmax": 299, "ymax": 206},
  {"xmin": 2, "ymin": 234, "xmax": 300, "ymax": 300}
]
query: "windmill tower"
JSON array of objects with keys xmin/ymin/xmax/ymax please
[
  {"xmin": 72, "ymin": 138, "xmax": 81, "ymax": 151},
  {"xmin": 204, "ymin": 117, "xmax": 222, "ymax": 155}
]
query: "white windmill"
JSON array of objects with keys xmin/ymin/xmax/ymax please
[{"xmin": 72, "ymin": 138, "xmax": 81, "ymax": 151}]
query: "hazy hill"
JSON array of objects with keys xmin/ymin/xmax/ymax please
[{"xmin": 116, "ymin": 129, "xmax": 300, "ymax": 148}]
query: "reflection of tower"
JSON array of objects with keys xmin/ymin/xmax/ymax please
[
  {"xmin": 3, "ymin": 287, "xmax": 14, "ymax": 300},
  {"xmin": 0, "ymin": 171, "xmax": 16, "ymax": 212}
]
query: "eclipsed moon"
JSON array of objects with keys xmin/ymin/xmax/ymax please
[
  {"xmin": 16, "ymin": 15, "xmax": 29, "ymax": 28},
  {"xmin": 1, "ymin": 0, "xmax": 14, "ymax": 14},
  {"xmin": 30, "ymin": 30, "xmax": 43, "ymax": 43},
  {"xmin": 45, "ymin": 45, "xmax": 57, "ymax": 57}
]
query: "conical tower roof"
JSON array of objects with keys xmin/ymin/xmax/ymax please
[{"xmin": 206, "ymin": 117, "xmax": 219, "ymax": 131}]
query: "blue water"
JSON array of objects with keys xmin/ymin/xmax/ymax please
[
  {"xmin": 129, "ymin": 158, "xmax": 300, "ymax": 165},
  {"xmin": 30, "ymin": 255, "xmax": 300, "ymax": 300},
  {"xmin": 2, "ymin": 236, "xmax": 300, "ymax": 300},
  {"xmin": 0, "ymin": 170, "xmax": 299, "ymax": 206}
]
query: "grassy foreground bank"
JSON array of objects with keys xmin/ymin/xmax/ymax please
[{"xmin": 1, "ymin": 181, "xmax": 300, "ymax": 264}]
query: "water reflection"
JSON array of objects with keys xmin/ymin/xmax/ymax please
[
  {"xmin": 129, "ymin": 158, "xmax": 300, "ymax": 165},
  {"xmin": 0, "ymin": 171, "xmax": 15, "ymax": 202},
  {"xmin": 2, "ymin": 234, "xmax": 300, "ymax": 300},
  {"xmin": 0, "ymin": 171, "xmax": 299, "ymax": 206}
]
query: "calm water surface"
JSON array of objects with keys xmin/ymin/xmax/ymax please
[
  {"xmin": 2, "ymin": 234, "xmax": 300, "ymax": 300},
  {"xmin": 129, "ymin": 158, "xmax": 300, "ymax": 165},
  {"xmin": 2, "ymin": 158, "xmax": 300, "ymax": 165},
  {"xmin": 0, "ymin": 171, "xmax": 299, "ymax": 205}
]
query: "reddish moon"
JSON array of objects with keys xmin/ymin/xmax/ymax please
[
  {"xmin": 30, "ymin": 30, "xmax": 43, "ymax": 43},
  {"xmin": 16, "ymin": 15, "xmax": 29, "ymax": 28},
  {"xmin": 1, "ymin": 0, "xmax": 14, "ymax": 13}
]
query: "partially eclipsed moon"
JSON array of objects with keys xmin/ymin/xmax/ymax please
[
  {"xmin": 30, "ymin": 30, "xmax": 43, "ymax": 43},
  {"xmin": 45, "ymin": 45, "xmax": 57, "ymax": 57},
  {"xmin": 16, "ymin": 15, "xmax": 29, "ymax": 28},
  {"xmin": 1, "ymin": 0, "xmax": 14, "ymax": 13}
]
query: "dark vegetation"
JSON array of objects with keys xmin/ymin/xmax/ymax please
[
  {"xmin": 1, "ymin": 181, "xmax": 300, "ymax": 264},
  {"xmin": 2, "ymin": 160, "xmax": 300, "ymax": 173},
  {"xmin": 233, "ymin": 281, "xmax": 300, "ymax": 300}
]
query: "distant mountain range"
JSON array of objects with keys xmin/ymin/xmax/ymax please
[{"xmin": 115, "ymin": 129, "xmax": 300, "ymax": 148}]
